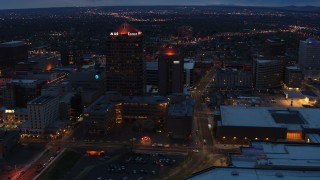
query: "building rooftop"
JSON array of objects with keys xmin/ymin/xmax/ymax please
[
  {"xmin": 161, "ymin": 45, "xmax": 180, "ymax": 56},
  {"xmin": 306, "ymin": 134, "xmax": 320, "ymax": 143},
  {"xmin": 230, "ymin": 141, "xmax": 320, "ymax": 169},
  {"xmin": 146, "ymin": 61, "xmax": 194, "ymax": 70},
  {"xmin": 255, "ymin": 59, "xmax": 273, "ymax": 63},
  {"xmin": 219, "ymin": 106, "xmax": 320, "ymax": 130},
  {"xmin": 305, "ymin": 38, "xmax": 320, "ymax": 44},
  {"xmin": 84, "ymin": 96, "xmax": 114, "ymax": 113},
  {"xmin": 286, "ymin": 66, "xmax": 302, "ymax": 70},
  {"xmin": 168, "ymin": 98, "xmax": 194, "ymax": 117},
  {"xmin": 146, "ymin": 61, "xmax": 158, "ymax": 70},
  {"xmin": 9, "ymin": 79, "xmax": 38, "ymax": 84},
  {"xmin": 0, "ymin": 41, "xmax": 25, "ymax": 47},
  {"xmin": 28, "ymin": 95, "xmax": 57, "ymax": 105},
  {"xmin": 112, "ymin": 22, "xmax": 142, "ymax": 36},
  {"xmin": 59, "ymin": 92, "xmax": 74, "ymax": 103},
  {"xmin": 122, "ymin": 96, "xmax": 167, "ymax": 103},
  {"xmin": 184, "ymin": 62, "xmax": 195, "ymax": 70},
  {"xmin": 28, "ymin": 53, "xmax": 59, "ymax": 62},
  {"xmin": 187, "ymin": 167, "xmax": 320, "ymax": 180}
]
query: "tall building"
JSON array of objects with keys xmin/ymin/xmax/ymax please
[
  {"xmin": 215, "ymin": 68, "xmax": 252, "ymax": 89},
  {"xmin": 265, "ymin": 37, "xmax": 286, "ymax": 57},
  {"xmin": 284, "ymin": 66, "xmax": 304, "ymax": 89},
  {"xmin": 106, "ymin": 23, "xmax": 145, "ymax": 96},
  {"xmin": 167, "ymin": 98, "xmax": 194, "ymax": 139},
  {"xmin": 27, "ymin": 95, "xmax": 59, "ymax": 133},
  {"xmin": 0, "ymin": 41, "xmax": 28, "ymax": 68},
  {"xmin": 83, "ymin": 96, "xmax": 115, "ymax": 135},
  {"xmin": 253, "ymin": 60, "xmax": 283, "ymax": 90},
  {"xmin": 146, "ymin": 60, "xmax": 195, "ymax": 88},
  {"xmin": 70, "ymin": 92, "xmax": 83, "ymax": 121},
  {"xmin": 158, "ymin": 45, "xmax": 184, "ymax": 96},
  {"xmin": 298, "ymin": 38, "xmax": 320, "ymax": 70},
  {"xmin": 69, "ymin": 67, "xmax": 106, "ymax": 105},
  {"xmin": 4, "ymin": 79, "xmax": 44, "ymax": 108}
]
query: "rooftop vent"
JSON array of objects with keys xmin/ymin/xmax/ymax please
[
  {"xmin": 275, "ymin": 172, "xmax": 284, "ymax": 178},
  {"xmin": 231, "ymin": 170, "xmax": 239, "ymax": 176}
]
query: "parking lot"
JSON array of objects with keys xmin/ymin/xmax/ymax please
[{"xmin": 64, "ymin": 150, "xmax": 185, "ymax": 180}]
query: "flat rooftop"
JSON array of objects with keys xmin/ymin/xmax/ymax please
[
  {"xmin": 219, "ymin": 106, "xmax": 320, "ymax": 130},
  {"xmin": 9, "ymin": 79, "xmax": 38, "ymax": 84},
  {"xmin": 286, "ymin": 66, "xmax": 302, "ymax": 70},
  {"xmin": 0, "ymin": 41, "xmax": 25, "ymax": 47},
  {"xmin": 85, "ymin": 96, "xmax": 114, "ymax": 113},
  {"xmin": 168, "ymin": 99, "xmax": 194, "ymax": 117},
  {"xmin": 28, "ymin": 96, "xmax": 57, "ymax": 105},
  {"xmin": 122, "ymin": 96, "xmax": 167, "ymax": 103},
  {"xmin": 188, "ymin": 167, "xmax": 320, "ymax": 180},
  {"xmin": 230, "ymin": 141, "xmax": 320, "ymax": 169}
]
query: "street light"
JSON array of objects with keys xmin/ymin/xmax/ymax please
[{"xmin": 130, "ymin": 138, "xmax": 137, "ymax": 153}]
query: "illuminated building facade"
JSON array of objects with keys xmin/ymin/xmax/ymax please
[
  {"xmin": 215, "ymin": 68, "xmax": 252, "ymax": 89},
  {"xmin": 146, "ymin": 61, "xmax": 195, "ymax": 89},
  {"xmin": 215, "ymin": 106, "xmax": 320, "ymax": 144},
  {"xmin": 158, "ymin": 45, "xmax": 184, "ymax": 96},
  {"xmin": 253, "ymin": 59, "xmax": 283, "ymax": 90},
  {"xmin": 83, "ymin": 96, "xmax": 115, "ymax": 135},
  {"xmin": 284, "ymin": 66, "xmax": 303, "ymax": 89},
  {"xmin": 26, "ymin": 96, "xmax": 59, "ymax": 133},
  {"xmin": 0, "ymin": 108, "xmax": 28, "ymax": 129},
  {"xmin": 106, "ymin": 23, "xmax": 145, "ymax": 96},
  {"xmin": 120, "ymin": 96, "xmax": 168, "ymax": 128}
]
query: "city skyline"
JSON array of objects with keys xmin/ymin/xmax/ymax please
[
  {"xmin": 0, "ymin": 0, "xmax": 320, "ymax": 10},
  {"xmin": 1, "ymin": 4, "xmax": 320, "ymax": 180}
]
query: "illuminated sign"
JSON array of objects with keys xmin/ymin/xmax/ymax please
[
  {"xmin": 110, "ymin": 32, "xmax": 119, "ymax": 36},
  {"xmin": 128, "ymin": 32, "xmax": 138, "ymax": 36},
  {"xmin": 173, "ymin": 61, "xmax": 180, "ymax": 64},
  {"xmin": 5, "ymin": 109, "xmax": 15, "ymax": 113}
]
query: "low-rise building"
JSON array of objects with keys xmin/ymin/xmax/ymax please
[
  {"xmin": 215, "ymin": 68, "xmax": 252, "ymax": 89},
  {"xmin": 167, "ymin": 98, "xmax": 194, "ymax": 139},
  {"xmin": 188, "ymin": 167, "xmax": 320, "ymax": 180},
  {"xmin": 120, "ymin": 96, "xmax": 168, "ymax": 130},
  {"xmin": 229, "ymin": 141, "xmax": 320, "ymax": 170},
  {"xmin": 0, "ymin": 108, "xmax": 28, "ymax": 129},
  {"xmin": 83, "ymin": 96, "xmax": 115, "ymax": 135},
  {"xmin": 216, "ymin": 106, "xmax": 320, "ymax": 144}
]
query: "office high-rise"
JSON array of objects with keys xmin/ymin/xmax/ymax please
[
  {"xmin": 105, "ymin": 23, "xmax": 145, "ymax": 96},
  {"xmin": 158, "ymin": 45, "xmax": 184, "ymax": 96},
  {"xmin": 253, "ymin": 59, "xmax": 283, "ymax": 90},
  {"xmin": 0, "ymin": 41, "xmax": 28, "ymax": 68},
  {"xmin": 298, "ymin": 38, "xmax": 320, "ymax": 70}
]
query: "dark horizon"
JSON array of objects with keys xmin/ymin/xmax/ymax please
[
  {"xmin": 0, "ymin": 4, "xmax": 319, "ymax": 11},
  {"xmin": 0, "ymin": 0, "xmax": 320, "ymax": 11}
]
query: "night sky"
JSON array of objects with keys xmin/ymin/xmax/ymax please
[{"xmin": 0, "ymin": 0, "xmax": 319, "ymax": 9}]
